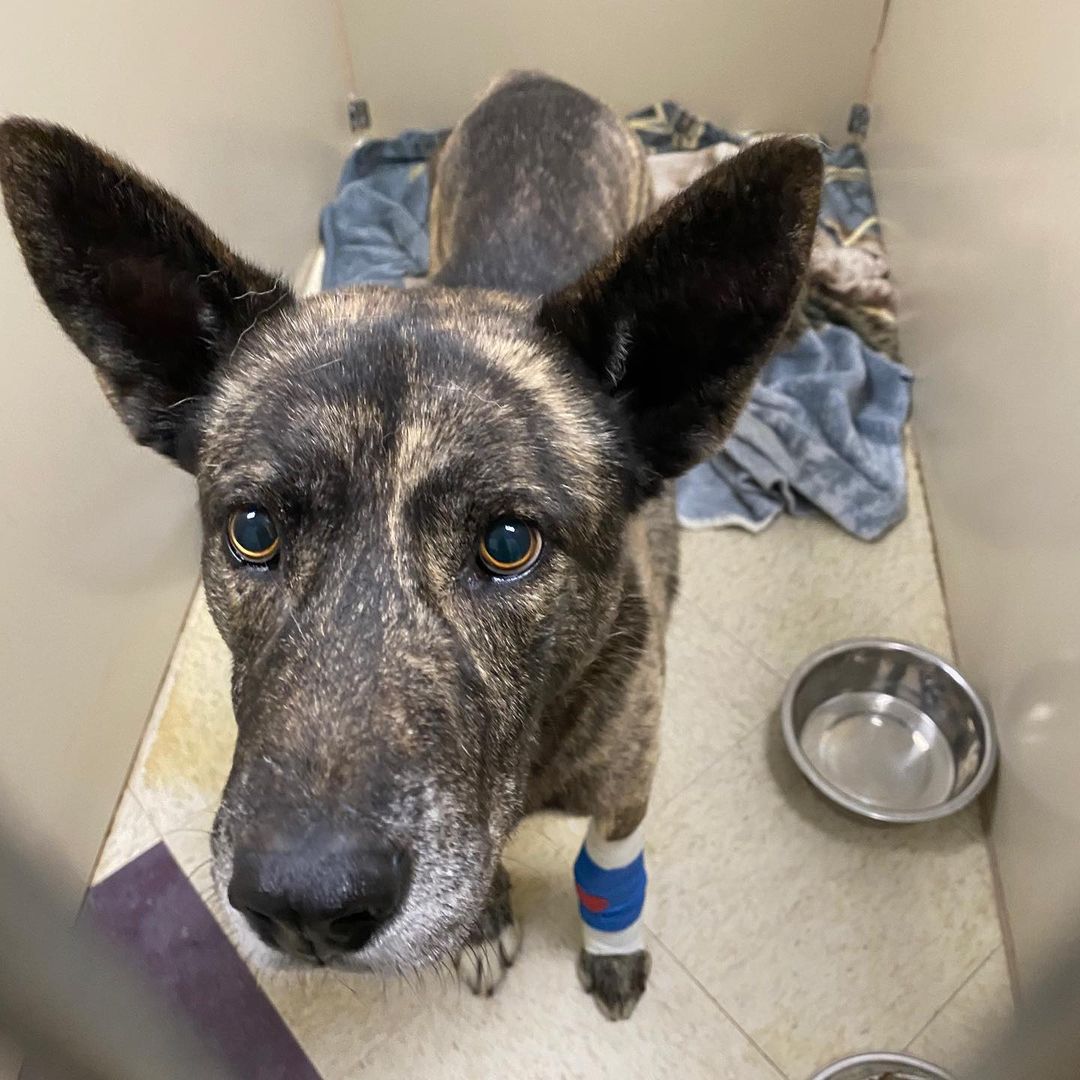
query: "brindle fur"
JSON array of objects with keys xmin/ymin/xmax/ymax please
[
  {"xmin": 430, "ymin": 72, "xmax": 651, "ymax": 294},
  {"xmin": 0, "ymin": 72, "xmax": 821, "ymax": 1020}
]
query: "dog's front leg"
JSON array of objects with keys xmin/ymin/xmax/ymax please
[
  {"xmin": 574, "ymin": 812, "xmax": 651, "ymax": 1020},
  {"xmin": 456, "ymin": 861, "xmax": 522, "ymax": 996}
]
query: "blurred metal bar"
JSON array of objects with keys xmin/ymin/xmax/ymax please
[
  {"xmin": 2, "ymin": 815, "xmax": 1079, "ymax": 1079},
  {"xmin": 966, "ymin": 932, "xmax": 1080, "ymax": 1080},
  {"xmin": 0, "ymin": 830, "xmax": 235, "ymax": 1080}
]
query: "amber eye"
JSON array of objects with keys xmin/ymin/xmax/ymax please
[
  {"xmin": 479, "ymin": 517, "xmax": 542, "ymax": 577},
  {"xmin": 226, "ymin": 506, "xmax": 280, "ymax": 565}
]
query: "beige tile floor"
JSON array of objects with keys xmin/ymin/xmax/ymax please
[{"xmin": 95, "ymin": 436, "xmax": 1013, "ymax": 1080}]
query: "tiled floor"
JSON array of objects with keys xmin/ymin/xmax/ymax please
[{"xmin": 90, "ymin": 436, "xmax": 1013, "ymax": 1080}]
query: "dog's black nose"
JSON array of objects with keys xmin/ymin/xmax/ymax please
[{"xmin": 228, "ymin": 830, "xmax": 411, "ymax": 957}]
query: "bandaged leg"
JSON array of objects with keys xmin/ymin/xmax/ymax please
[{"xmin": 573, "ymin": 818, "xmax": 647, "ymax": 956}]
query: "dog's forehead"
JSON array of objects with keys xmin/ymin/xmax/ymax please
[{"xmin": 200, "ymin": 287, "xmax": 616, "ymax": 502}]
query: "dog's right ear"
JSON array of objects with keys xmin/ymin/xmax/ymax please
[{"xmin": 0, "ymin": 118, "xmax": 292, "ymax": 471}]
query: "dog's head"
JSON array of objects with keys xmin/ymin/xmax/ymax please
[{"xmin": 0, "ymin": 119, "xmax": 820, "ymax": 970}]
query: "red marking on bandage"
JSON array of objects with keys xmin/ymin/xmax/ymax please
[{"xmin": 576, "ymin": 883, "xmax": 609, "ymax": 914}]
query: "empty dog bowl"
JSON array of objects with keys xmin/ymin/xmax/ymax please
[
  {"xmin": 782, "ymin": 639, "xmax": 996, "ymax": 823},
  {"xmin": 809, "ymin": 1051, "xmax": 955, "ymax": 1079}
]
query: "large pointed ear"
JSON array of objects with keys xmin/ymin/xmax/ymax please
[
  {"xmin": 539, "ymin": 137, "xmax": 822, "ymax": 485},
  {"xmin": 0, "ymin": 118, "xmax": 293, "ymax": 471}
]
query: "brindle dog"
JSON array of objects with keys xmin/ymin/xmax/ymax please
[{"xmin": 0, "ymin": 72, "xmax": 820, "ymax": 1019}]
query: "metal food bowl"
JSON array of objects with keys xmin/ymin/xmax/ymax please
[
  {"xmin": 782, "ymin": 639, "xmax": 996, "ymax": 823},
  {"xmin": 809, "ymin": 1051, "xmax": 955, "ymax": 1079}
]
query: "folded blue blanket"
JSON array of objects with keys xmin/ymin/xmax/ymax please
[
  {"xmin": 321, "ymin": 130, "xmax": 444, "ymax": 289},
  {"xmin": 319, "ymin": 105, "xmax": 912, "ymax": 540},
  {"xmin": 677, "ymin": 326, "xmax": 911, "ymax": 540}
]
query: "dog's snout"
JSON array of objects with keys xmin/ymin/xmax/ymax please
[{"xmin": 228, "ymin": 828, "xmax": 412, "ymax": 958}]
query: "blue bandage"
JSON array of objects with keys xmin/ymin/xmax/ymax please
[{"xmin": 573, "ymin": 843, "xmax": 647, "ymax": 933}]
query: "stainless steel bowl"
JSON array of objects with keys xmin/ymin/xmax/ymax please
[
  {"xmin": 809, "ymin": 1051, "xmax": 955, "ymax": 1079},
  {"xmin": 782, "ymin": 639, "xmax": 996, "ymax": 823}
]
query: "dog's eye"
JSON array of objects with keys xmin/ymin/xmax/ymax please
[
  {"xmin": 479, "ymin": 517, "xmax": 542, "ymax": 577},
  {"xmin": 227, "ymin": 506, "xmax": 280, "ymax": 565}
]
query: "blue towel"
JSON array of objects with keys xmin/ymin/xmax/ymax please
[
  {"xmin": 318, "ymin": 107, "xmax": 912, "ymax": 540},
  {"xmin": 320, "ymin": 130, "xmax": 444, "ymax": 289},
  {"xmin": 677, "ymin": 327, "xmax": 912, "ymax": 540}
]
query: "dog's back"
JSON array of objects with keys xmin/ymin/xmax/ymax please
[{"xmin": 429, "ymin": 72, "xmax": 650, "ymax": 295}]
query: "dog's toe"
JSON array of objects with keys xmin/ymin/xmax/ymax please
[
  {"xmin": 457, "ymin": 869, "xmax": 521, "ymax": 998},
  {"xmin": 577, "ymin": 949, "xmax": 651, "ymax": 1021},
  {"xmin": 457, "ymin": 917, "xmax": 521, "ymax": 996}
]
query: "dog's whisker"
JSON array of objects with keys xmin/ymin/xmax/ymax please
[
  {"xmin": 306, "ymin": 356, "xmax": 344, "ymax": 373},
  {"xmin": 162, "ymin": 826, "xmax": 212, "ymax": 838},
  {"xmin": 232, "ymin": 285, "xmax": 281, "ymax": 301},
  {"xmin": 430, "ymin": 381, "xmax": 510, "ymax": 414},
  {"xmin": 330, "ymin": 972, "xmax": 359, "ymax": 998},
  {"xmin": 228, "ymin": 291, "xmax": 289, "ymax": 358},
  {"xmin": 185, "ymin": 855, "xmax": 214, "ymax": 877},
  {"xmin": 289, "ymin": 610, "xmax": 313, "ymax": 647}
]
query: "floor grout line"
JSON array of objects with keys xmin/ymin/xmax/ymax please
[
  {"xmin": 652, "ymin": 756, "xmax": 725, "ymax": 815},
  {"xmin": 733, "ymin": 710, "xmax": 776, "ymax": 752},
  {"xmin": 729, "ymin": 613, "xmax": 803, "ymax": 683},
  {"xmin": 711, "ymin": 616, "xmax": 793, "ymax": 685},
  {"xmin": 903, "ymin": 943, "xmax": 1001, "ymax": 1051},
  {"xmin": 674, "ymin": 582, "xmax": 794, "ymax": 685},
  {"xmin": 646, "ymin": 932, "xmax": 790, "ymax": 1079},
  {"xmin": 656, "ymin": 706, "xmax": 773, "ymax": 814},
  {"xmin": 875, "ymin": 578, "xmax": 941, "ymax": 628},
  {"xmin": 127, "ymin": 785, "xmax": 159, "ymax": 833},
  {"xmin": 651, "ymin": 708, "xmax": 772, "ymax": 822},
  {"xmin": 655, "ymin": 606, "xmax": 784, "ymax": 812},
  {"xmin": 89, "ymin": 785, "xmax": 166, "ymax": 888}
]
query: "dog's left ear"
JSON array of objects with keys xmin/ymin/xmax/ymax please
[
  {"xmin": 0, "ymin": 118, "xmax": 292, "ymax": 471},
  {"xmin": 539, "ymin": 137, "xmax": 822, "ymax": 484}
]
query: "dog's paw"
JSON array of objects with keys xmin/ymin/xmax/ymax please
[
  {"xmin": 457, "ymin": 865, "xmax": 521, "ymax": 997},
  {"xmin": 456, "ymin": 916, "xmax": 522, "ymax": 996},
  {"xmin": 577, "ymin": 949, "xmax": 651, "ymax": 1021}
]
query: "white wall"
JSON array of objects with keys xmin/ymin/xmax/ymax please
[
  {"xmin": 1, "ymin": 2, "xmax": 349, "ymax": 900},
  {"xmin": 868, "ymin": 0, "xmax": 1080, "ymax": 991},
  {"xmin": 343, "ymin": 0, "xmax": 885, "ymax": 143}
]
